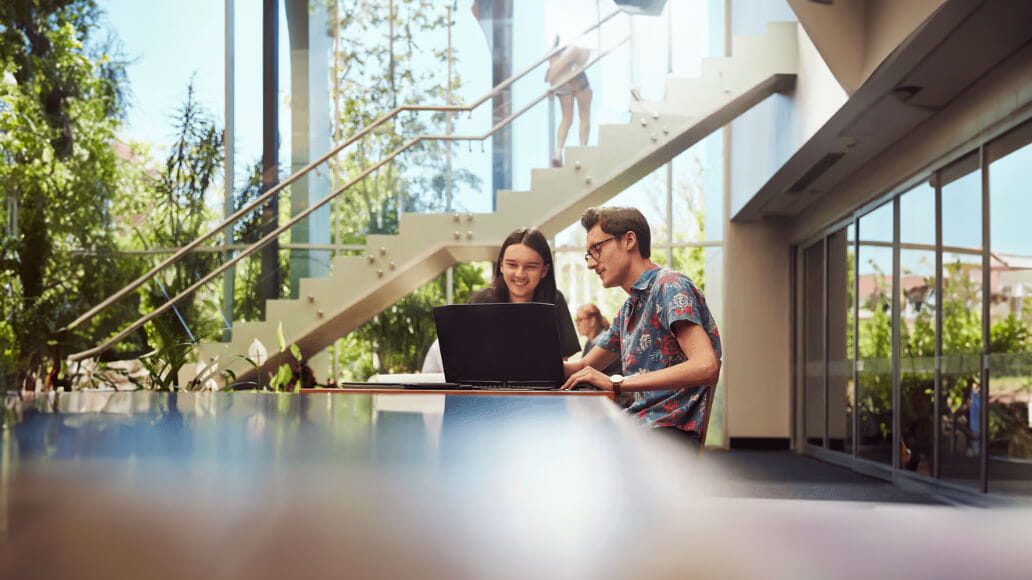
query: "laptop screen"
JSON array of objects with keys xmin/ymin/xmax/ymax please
[{"xmin": 432, "ymin": 303, "xmax": 565, "ymax": 388}]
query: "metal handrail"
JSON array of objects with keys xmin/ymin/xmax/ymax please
[
  {"xmin": 67, "ymin": 40, "xmax": 628, "ymax": 362},
  {"xmin": 68, "ymin": 38, "xmax": 627, "ymax": 362},
  {"xmin": 62, "ymin": 10, "xmax": 620, "ymax": 335}
]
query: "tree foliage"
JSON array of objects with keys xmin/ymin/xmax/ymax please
[
  {"xmin": 345, "ymin": 262, "xmax": 486, "ymax": 378},
  {"xmin": 326, "ymin": 0, "xmax": 480, "ymax": 241},
  {"xmin": 0, "ymin": 0, "xmax": 144, "ymax": 387},
  {"xmin": 131, "ymin": 84, "xmax": 224, "ymax": 348},
  {"xmin": 1, "ymin": 0, "xmax": 492, "ymax": 388},
  {"xmin": 230, "ymin": 161, "xmax": 276, "ymax": 323},
  {"xmin": 856, "ymin": 257, "xmax": 1032, "ymax": 463},
  {"xmin": 321, "ymin": 0, "xmax": 487, "ymax": 377}
]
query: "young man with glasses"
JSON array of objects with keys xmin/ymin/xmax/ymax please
[{"xmin": 560, "ymin": 206, "xmax": 721, "ymax": 446}]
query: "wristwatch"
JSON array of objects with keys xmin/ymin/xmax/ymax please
[{"xmin": 609, "ymin": 374, "xmax": 624, "ymax": 395}]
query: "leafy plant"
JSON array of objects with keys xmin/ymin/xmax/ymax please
[
  {"xmin": 335, "ymin": 262, "xmax": 487, "ymax": 379},
  {"xmin": 135, "ymin": 340, "xmax": 195, "ymax": 392},
  {"xmin": 268, "ymin": 322, "xmax": 314, "ymax": 392},
  {"xmin": 83, "ymin": 319, "xmax": 197, "ymax": 391}
]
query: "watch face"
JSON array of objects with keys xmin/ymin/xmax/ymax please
[{"xmin": 610, "ymin": 374, "xmax": 623, "ymax": 383}]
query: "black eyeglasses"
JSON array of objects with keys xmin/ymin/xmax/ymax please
[{"xmin": 584, "ymin": 236, "xmax": 617, "ymax": 263}]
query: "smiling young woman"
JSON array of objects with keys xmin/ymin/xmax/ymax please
[
  {"xmin": 499, "ymin": 243, "xmax": 548, "ymax": 303},
  {"xmin": 467, "ymin": 227, "xmax": 581, "ymax": 359},
  {"xmin": 422, "ymin": 228, "xmax": 581, "ymax": 370}
]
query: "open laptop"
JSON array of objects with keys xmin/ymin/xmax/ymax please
[{"xmin": 429, "ymin": 302, "xmax": 566, "ymax": 390}]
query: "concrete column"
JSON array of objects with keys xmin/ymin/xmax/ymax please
[
  {"xmin": 724, "ymin": 220, "xmax": 793, "ymax": 440},
  {"xmin": 286, "ymin": 0, "xmax": 332, "ymax": 298}
]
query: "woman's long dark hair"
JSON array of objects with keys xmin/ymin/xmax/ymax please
[{"xmin": 490, "ymin": 227, "xmax": 558, "ymax": 304}]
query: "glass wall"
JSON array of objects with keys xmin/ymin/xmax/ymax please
[
  {"xmin": 83, "ymin": 1, "xmax": 726, "ymax": 381},
  {"xmin": 939, "ymin": 153, "xmax": 982, "ymax": 489},
  {"xmin": 826, "ymin": 226, "xmax": 852, "ymax": 452},
  {"xmin": 799, "ymin": 118, "xmax": 1032, "ymax": 497},
  {"xmin": 803, "ymin": 225, "xmax": 854, "ymax": 452},
  {"xmin": 803, "ymin": 241, "xmax": 825, "ymax": 446},
  {"xmin": 856, "ymin": 201, "xmax": 894, "ymax": 464},
  {"xmin": 899, "ymin": 183, "xmax": 936, "ymax": 475},
  {"xmin": 986, "ymin": 121, "xmax": 1032, "ymax": 496},
  {"xmin": 103, "ymin": 0, "xmax": 226, "ymax": 150}
]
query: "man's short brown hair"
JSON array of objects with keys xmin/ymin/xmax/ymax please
[{"xmin": 580, "ymin": 206, "xmax": 652, "ymax": 259}]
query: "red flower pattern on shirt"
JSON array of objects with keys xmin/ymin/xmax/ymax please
[{"xmin": 597, "ymin": 264, "xmax": 721, "ymax": 436}]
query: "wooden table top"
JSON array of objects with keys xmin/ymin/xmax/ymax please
[
  {"xmin": 301, "ymin": 386, "xmax": 614, "ymax": 396},
  {"xmin": 1, "ymin": 390, "xmax": 1029, "ymax": 579}
]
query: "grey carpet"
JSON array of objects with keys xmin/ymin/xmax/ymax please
[{"xmin": 699, "ymin": 450, "xmax": 946, "ymax": 504}]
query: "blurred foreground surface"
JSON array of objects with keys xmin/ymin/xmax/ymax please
[{"xmin": 1, "ymin": 391, "xmax": 1030, "ymax": 579}]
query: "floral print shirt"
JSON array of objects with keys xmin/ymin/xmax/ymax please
[{"xmin": 597, "ymin": 263, "xmax": 721, "ymax": 434}]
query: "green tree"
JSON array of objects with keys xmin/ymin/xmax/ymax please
[
  {"xmin": 322, "ymin": 0, "xmax": 486, "ymax": 377},
  {"xmin": 131, "ymin": 84, "xmax": 225, "ymax": 349},
  {"xmin": 231, "ymin": 161, "xmax": 284, "ymax": 323},
  {"xmin": 635, "ymin": 155, "xmax": 708, "ymax": 290},
  {"xmin": 858, "ymin": 256, "xmax": 1032, "ymax": 461},
  {"xmin": 347, "ymin": 262, "xmax": 486, "ymax": 376},
  {"xmin": 327, "ymin": 0, "xmax": 479, "ymax": 240},
  {"xmin": 0, "ymin": 0, "xmax": 143, "ymax": 388},
  {"xmin": 856, "ymin": 260, "xmax": 892, "ymax": 443}
]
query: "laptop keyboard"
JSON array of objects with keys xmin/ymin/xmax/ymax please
[{"xmin": 473, "ymin": 383, "xmax": 556, "ymax": 391}]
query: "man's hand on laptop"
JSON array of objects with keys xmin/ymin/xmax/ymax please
[{"xmin": 559, "ymin": 363, "xmax": 610, "ymax": 392}]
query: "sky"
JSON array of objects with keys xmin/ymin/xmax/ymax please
[{"xmin": 101, "ymin": 0, "xmax": 227, "ymax": 149}]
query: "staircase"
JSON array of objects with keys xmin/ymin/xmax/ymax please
[{"xmin": 186, "ymin": 22, "xmax": 798, "ymax": 388}]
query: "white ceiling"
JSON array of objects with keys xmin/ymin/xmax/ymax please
[{"xmin": 735, "ymin": 0, "xmax": 1032, "ymax": 221}]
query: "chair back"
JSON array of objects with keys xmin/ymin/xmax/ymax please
[{"xmin": 696, "ymin": 384, "xmax": 716, "ymax": 451}]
